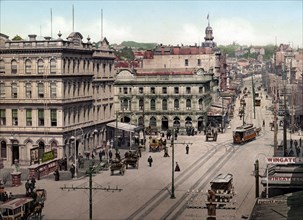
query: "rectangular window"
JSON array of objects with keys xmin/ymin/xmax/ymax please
[
  {"xmin": 50, "ymin": 60, "xmax": 56, "ymax": 74},
  {"xmin": 0, "ymin": 109, "xmax": 6, "ymax": 125},
  {"xmin": 139, "ymin": 87, "xmax": 143, "ymax": 94},
  {"xmin": 11, "ymin": 83, "xmax": 17, "ymax": 98},
  {"xmin": 174, "ymin": 87, "xmax": 179, "ymax": 94},
  {"xmin": 123, "ymin": 87, "xmax": 128, "ymax": 94},
  {"xmin": 185, "ymin": 59, "xmax": 189, "ymax": 66},
  {"xmin": 25, "ymin": 62, "xmax": 31, "ymax": 74},
  {"xmin": 38, "ymin": 83, "xmax": 44, "ymax": 98},
  {"xmin": 26, "ymin": 109, "xmax": 32, "ymax": 126},
  {"xmin": 50, "ymin": 83, "xmax": 56, "ymax": 98},
  {"xmin": 38, "ymin": 109, "xmax": 45, "ymax": 126},
  {"xmin": 186, "ymin": 87, "xmax": 191, "ymax": 94},
  {"xmin": 197, "ymin": 59, "xmax": 201, "ymax": 66},
  {"xmin": 50, "ymin": 109, "xmax": 57, "ymax": 126},
  {"xmin": 0, "ymin": 83, "xmax": 5, "ymax": 98},
  {"xmin": 199, "ymin": 87, "xmax": 203, "ymax": 93},
  {"xmin": 103, "ymin": 63, "xmax": 106, "ymax": 72},
  {"xmin": 0, "ymin": 60, "xmax": 5, "ymax": 74},
  {"xmin": 162, "ymin": 87, "xmax": 167, "ymax": 94},
  {"xmin": 11, "ymin": 62, "xmax": 17, "ymax": 74},
  {"xmin": 26, "ymin": 83, "xmax": 32, "ymax": 98},
  {"xmin": 12, "ymin": 109, "xmax": 18, "ymax": 126},
  {"xmin": 151, "ymin": 87, "xmax": 155, "ymax": 94}
]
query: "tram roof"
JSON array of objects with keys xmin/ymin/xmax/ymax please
[
  {"xmin": 210, "ymin": 173, "xmax": 233, "ymax": 184},
  {"xmin": 106, "ymin": 122, "xmax": 139, "ymax": 133}
]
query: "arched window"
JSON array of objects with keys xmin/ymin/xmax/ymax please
[
  {"xmin": 11, "ymin": 60, "xmax": 17, "ymax": 74},
  {"xmin": 174, "ymin": 99, "xmax": 179, "ymax": 110},
  {"xmin": 150, "ymin": 99, "xmax": 156, "ymax": 110},
  {"xmin": 37, "ymin": 59, "xmax": 44, "ymax": 74},
  {"xmin": 1, "ymin": 141, "xmax": 7, "ymax": 158},
  {"xmin": 25, "ymin": 83, "xmax": 32, "ymax": 98},
  {"xmin": 25, "ymin": 59, "xmax": 32, "ymax": 74},
  {"xmin": 11, "ymin": 83, "xmax": 18, "ymax": 98},
  {"xmin": 38, "ymin": 83, "xmax": 44, "ymax": 98},
  {"xmin": 186, "ymin": 99, "xmax": 191, "ymax": 109},
  {"xmin": 139, "ymin": 99, "xmax": 144, "ymax": 110},
  {"xmin": 162, "ymin": 99, "xmax": 167, "ymax": 110},
  {"xmin": 0, "ymin": 60, "xmax": 5, "ymax": 74},
  {"xmin": 150, "ymin": 117, "xmax": 157, "ymax": 128},
  {"xmin": 50, "ymin": 59, "xmax": 56, "ymax": 74}
]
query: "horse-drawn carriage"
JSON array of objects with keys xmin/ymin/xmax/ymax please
[
  {"xmin": 110, "ymin": 159, "xmax": 126, "ymax": 175},
  {"xmin": 0, "ymin": 188, "xmax": 47, "ymax": 219},
  {"xmin": 205, "ymin": 127, "xmax": 218, "ymax": 142},
  {"xmin": 124, "ymin": 151, "xmax": 139, "ymax": 169},
  {"xmin": 149, "ymin": 137, "xmax": 165, "ymax": 152}
]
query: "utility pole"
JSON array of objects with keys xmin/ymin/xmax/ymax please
[
  {"xmin": 170, "ymin": 128, "xmax": 192, "ymax": 199},
  {"xmin": 252, "ymin": 73, "xmax": 256, "ymax": 119},
  {"xmin": 61, "ymin": 165, "xmax": 122, "ymax": 220}
]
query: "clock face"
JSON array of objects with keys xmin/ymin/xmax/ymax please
[{"xmin": 197, "ymin": 69, "xmax": 204, "ymax": 75}]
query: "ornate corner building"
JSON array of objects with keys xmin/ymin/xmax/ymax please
[
  {"xmin": 114, "ymin": 21, "xmax": 227, "ymax": 133},
  {"xmin": 0, "ymin": 32, "xmax": 115, "ymax": 167}
]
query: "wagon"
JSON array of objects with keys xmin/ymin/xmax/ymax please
[
  {"xmin": 110, "ymin": 159, "xmax": 126, "ymax": 175},
  {"xmin": 124, "ymin": 151, "xmax": 139, "ymax": 169},
  {"xmin": 206, "ymin": 127, "xmax": 218, "ymax": 142}
]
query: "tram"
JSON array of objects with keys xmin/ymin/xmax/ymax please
[{"xmin": 233, "ymin": 124, "xmax": 257, "ymax": 144}]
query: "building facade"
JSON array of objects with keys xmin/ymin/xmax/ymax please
[
  {"xmin": 0, "ymin": 32, "xmax": 115, "ymax": 167},
  {"xmin": 114, "ymin": 21, "xmax": 224, "ymax": 133}
]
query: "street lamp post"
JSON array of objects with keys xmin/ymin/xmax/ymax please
[{"xmin": 170, "ymin": 129, "xmax": 175, "ymax": 199}]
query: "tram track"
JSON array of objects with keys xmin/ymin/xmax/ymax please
[
  {"xmin": 161, "ymin": 142, "xmax": 239, "ymax": 220},
  {"xmin": 125, "ymin": 139, "xmax": 233, "ymax": 220}
]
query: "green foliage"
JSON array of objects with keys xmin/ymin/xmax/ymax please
[
  {"xmin": 218, "ymin": 44, "xmax": 239, "ymax": 57},
  {"xmin": 121, "ymin": 41, "xmax": 157, "ymax": 50},
  {"xmin": 12, "ymin": 35, "xmax": 23, "ymax": 41},
  {"xmin": 263, "ymin": 44, "xmax": 276, "ymax": 60},
  {"xmin": 115, "ymin": 47, "xmax": 135, "ymax": 60}
]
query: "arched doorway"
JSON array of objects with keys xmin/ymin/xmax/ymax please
[
  {"xmin": 161, "ymin": 116, "xmax": 168, "ymax": 130},
  {"xmin": 198, "ymin": 116, "xmax": 205, "ymax": 132},
  {"xmin": 173, "ymin": 117, "xmax": 180, "ymax": 129},
  {"xmin": 38, "ymin": 141, "xmax": 45, "ymax": 161},
  {"xmin": 185, "ymin": 117, "xmax": 192, "ymax": 128},
  {"xmin": 11, "ymin": 140, "xmax": 19, "ymax": 164},
  {"xmin": 120, "ymin": 116, "xmax": 131, "ymax": 123}
]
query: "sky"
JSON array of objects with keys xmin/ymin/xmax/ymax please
[{"xmin": 0, "ymin": 0, "xmax": 302, "ymax": 47}]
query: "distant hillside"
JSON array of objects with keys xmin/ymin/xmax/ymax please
[{"xmin": 121, "ymin": 41, "xmax": 157, "ymax": 50}]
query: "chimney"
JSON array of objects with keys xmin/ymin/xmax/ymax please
[
  {"xmin": 28, "ymin": 34, "xmax": 37, "ymax": 41},
  {"xmin": 44, "ymin": 36, "xmax": 51, "ymax": 41}
]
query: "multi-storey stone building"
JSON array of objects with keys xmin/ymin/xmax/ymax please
[
  {"xmin": 0, "ymin": 32, "xmax": 115, "ymax": 167},
  {"xmin": 114, "ymin": 21, "xmax": 225, "ymax": 133}
]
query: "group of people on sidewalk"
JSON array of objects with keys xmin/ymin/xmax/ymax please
[{"xmin": 287, "ymin": 138, "xmax": 302, "ymax": 157}]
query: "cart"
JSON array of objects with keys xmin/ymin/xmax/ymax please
[{"xmin": 110, "ymin": 159, "xmax": 126, "ymax": 175}]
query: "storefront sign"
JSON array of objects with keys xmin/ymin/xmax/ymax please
[
  {"xmin": 30, "ymin": 147, "xmax": 39, "ymax": 164},
  {"xmin": 266, "ymin": 157, "xmax": 296, "ymax": 164},
  {"xmin": 257, "ymin": 199, "xmax": 286, "ymax": 205},
  {"xmin": 42, "ymin": 150, "xmax": 55, "ymax": 163},
  {"xmin": 268, "ymin": 176, "xmax": 303, "ymax": 182}
]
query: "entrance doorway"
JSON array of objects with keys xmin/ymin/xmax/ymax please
[
  {"xmin": 12, "ymin": 144, "xmax": 19, "ymax": 164},
  {"xmin": 161, "ymin": 117, "xmax": 168, "ymax": 131}
]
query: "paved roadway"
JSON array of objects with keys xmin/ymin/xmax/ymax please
[{"xmin": 6, "ymin": 76, "xmax": 301, "ymax": 220}]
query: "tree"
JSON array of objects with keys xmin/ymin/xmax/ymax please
[{"xmin": 12, "ymin": 35, "xmax": 23, "ymax": 41}]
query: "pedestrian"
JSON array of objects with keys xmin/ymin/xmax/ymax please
[
  {"xmin": 186, "ymin": 144, "xmax": 189, "ymax": 154},
  {"xmin": 70, "ymin": 164, "xmax": 75, "ymax": 178},
  {"xmin": 175, "ymin": 162, "xmax": 180, "ymax": 172},
  {"xmin": 138, "ymin": 147, "xmax": 142, "ymax": 157},
  {"xmin": 148, "ymin": 156, "xmax": 153, "ymax": 167},
  {"xmin": 92, "ymin": 152, "xmax": 95, "ymax": 160},
  {"xmin": 294, "ymin": 140, "xmax": 298, "ymax": 149},
  {"xmin": 290, "ymin": 139, "xmax": 293, "ymax": 148},
  {"xmin": 163, "ymin": 147, "xmax": 169, "ymax": 157},
  {"xmin": 99, "ymin": 150, "xmax": 103, "ymax": 162},
  {"xmin": 53, "ymin": 168, "xmax": 60, "ymax": 181},
  {"xmin": 174, "ymin": 132, "xmax": 178, "ymax": 140},
  {"xmin": 262, "ymin": 120, "xmax": 265, "ymax": 127},
  {"xmin": 31, "ymin": 176, "xmax": 36, "ymax": 189},
  {"xmin": 109, "ymin": 150, "xmax": 113, "ymax": 160},
  {"xmin": 25, "ymin": 179, "xmax": 30, "ymax": 196}
]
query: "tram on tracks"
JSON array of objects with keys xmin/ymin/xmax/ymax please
[{"xmin": 233, "ymin": 124, "xmax": 257, "ymax": 144}]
